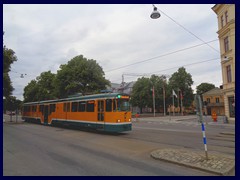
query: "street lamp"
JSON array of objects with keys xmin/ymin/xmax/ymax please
[{"xmin": 150, "ymin": 5, "xmax": 161, "ymax": 19}]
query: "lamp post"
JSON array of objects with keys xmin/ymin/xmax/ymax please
[
  {"xmin": 152, "ymin": 85, "xmax": 155, "ymax": 117},
  {"xmin": 149, "ymin": 78, "xmax": 156, "ymax": 117},
  {"xmin": 162, "ymin": 77, "xmax": 166, "ymax": 116},
  {"xmin": 150, "ymin": 5, "xmax": 161, "ymax": 19}
]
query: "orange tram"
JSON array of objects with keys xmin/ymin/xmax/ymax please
[{"xmin": 22, "ymin": 93, "xmax": 132, "ymax": 132}]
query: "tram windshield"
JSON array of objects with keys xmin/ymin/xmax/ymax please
[{"xmin": 117, "ymin": 99, "xmax": 130, "ymax": 112}]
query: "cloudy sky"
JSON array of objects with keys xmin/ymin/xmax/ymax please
[{"xmin": 3, "ymin": 4, "xmax": 222, "ymax": 101}]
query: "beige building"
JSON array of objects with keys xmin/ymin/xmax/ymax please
[
  {"xmin": 202, "ymin": 87, "xmax": 225, "ymax": 116},
  {"xmin": 212, "ymin": 4, "xmax": 235, "ymax": 122}
]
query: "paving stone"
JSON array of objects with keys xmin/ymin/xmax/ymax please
[{"xmin": 151, "ymin": 148, "xmax": 235, "ymax": 176}]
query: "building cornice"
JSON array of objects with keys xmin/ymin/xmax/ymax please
[
  {"xmin": 217, "ymin": 19, "xmax": 235, "ymax": 36},
  {"xmin": 212, "ymin": 4, "xmax": 222, "ymax": 14}
]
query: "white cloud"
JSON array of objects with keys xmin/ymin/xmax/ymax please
[{"xmin": 3, "ymin": 4, "xmax": 221, "ymax": 101}]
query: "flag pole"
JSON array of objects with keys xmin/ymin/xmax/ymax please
[
  {"xmin": 180, "ymin": 90, "xmax": 183, "ymax": 116},
  {"xmin": 172, "ymin": 90, "xmax": 175, "ymax": 116}
]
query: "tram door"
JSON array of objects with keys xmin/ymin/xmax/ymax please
[
  {"xmin": 44, "ymin": 105, "xmax": 49, "ymax": 124},
  {"xmin": 97, "ymin": 100, "xmax": 105, "ymax": 122}
]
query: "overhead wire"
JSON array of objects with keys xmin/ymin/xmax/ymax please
[
  {"xmin": 156, "ymin": 5, "xmax": 220, "ymax": 53},
  {"xmin": 105, "ymin": 39, "xmax": 218, "ymax": 73},
  {"xmin": 110, "ymin": 57, "xmax": 219, "ymax": 82}
]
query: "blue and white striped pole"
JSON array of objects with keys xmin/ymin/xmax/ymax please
[
  {"xmin": 195, "ymin": 95, "xmax": 208, "ymax": 160},
  {"xmin": 201, "ymin": 122, "xmax": 208, "ymax": 160}
]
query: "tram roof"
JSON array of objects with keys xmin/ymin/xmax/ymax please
[{"xmin": 23, "ymin": 93, "xmax": 130, "ymax": 105}]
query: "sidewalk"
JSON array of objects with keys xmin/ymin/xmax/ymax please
[
  {"xmin": 151, "ymin": 148, "xmax": 235, "ymax": 176},
  {"xmin": 3, "ymin": 114, "xmax": 24, "ymax": 124},
  {"xmin": 134, "ymin": 115, "xmax": 233, "ymax": 126},
  {"xmin": 136, "ymin": 115, "xmax": 235, "ymax": 175}
]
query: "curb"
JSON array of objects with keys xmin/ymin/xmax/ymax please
[{"xmin": 150, "ymin": 148, "xmax": 235, "ymax": 176}]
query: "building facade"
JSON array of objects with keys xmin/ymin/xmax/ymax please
[
  {"xmin": 202, "ymin": 87, "xmax": 225, "ymax": 116},
  {"xmin": 212, "ymin": 4, "xmax": 235, "ymax": 122}
]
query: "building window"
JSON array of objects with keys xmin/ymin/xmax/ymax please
[
  {"xmin": 224, "ymin": 36, "xmax": 229, "ymax": 52},
  {"xmin": 221, "ymin": 15, "xmax": 224, "ymax": 27},
  {"xmin": 207, "ymin": 98, "xmax": 210, "ymax": 103},
  {"xmin": 228, "ymin": 96, "xmax": 235, "ymax": 117},
  {"xmin": 216, "ymin": 98, "xmax": 220, "ymax": 103},
  {"xmin": 226, "ymin": 65, "xmax": 232, "ymax": 83},
  {"xmin": 225, "ymin": 11, "xmax": 228, "ymax": 24}
]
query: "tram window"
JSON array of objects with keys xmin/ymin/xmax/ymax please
[
  {"xmin": 117, "ymin": 99, "xmax": 130, "ymax": 112},
  {"xmin": 63, "ymin": 103, "xmax": 70, "ymax": 112},
  {"xmin": 40, "ymin": 105, "xmax": 44, "ymax": 112},
  {"xmin": 106, "ymin": 99, "xmax": 112, "ymax": 112},
  {"xmin": 63, "ymin": 103, "xmax": 67, "ymax": 112},
  {"xmin": 66, "ymin": 103, "xmax": 70, "ymax": 112},
  {"xmin": 71, "ymin": 102, "xmax": 78, "ymax": 112},
  {"xmin": 24, "ymin": 106, "xmax": 26, "ymax": 112},
  {"xmin": 50, "ymin": 104, "xmax": 56, "ymax": 113},
  {"xmin": 24, "ymin": 106, "xmax": 30, "ymax": 112},
  {"xmin": 87, "ymin": 101, "xmax": 95, "ymax": 112},
  {"xmin": 78, "ymin": 101, "xmax": 86, "ymax": 112},
  {"xmin": 113, "ymin": 99, "xmax": 117, "ymax": 111}
]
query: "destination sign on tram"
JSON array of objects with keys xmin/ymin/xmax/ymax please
[{"xmin": 117, "ymin": 95, "xmax": 130, "ymax": 99}]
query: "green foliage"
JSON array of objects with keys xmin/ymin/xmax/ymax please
[
  {"xmin": 3, "ymin": 96, "xmax": 22, "ymax": 112},
  {"xmin": 54, "ymin": 55, "xmax": 110, "ymax": 98},
  {"xmin": 3, "ymin": 32, "xmax": 17, "ymax": 98},
  {"xmin": 196, "ymin": 83, "xmax": 215, "ymax": 95},
  {"xmin": 167, "ymin": 67, "xmax": 194, "ymax": 107},
  {"xmin": 131, "ymin": 77, "xmax": 151, "ymax": 112},
  {"xmin": 23, "ymin": 55, "xmax": 110, "ymax": 102},
  {"xmin": 131, "ymin": 75, "xmax": 167, "ymax": 113},
  {"xmin": 131, "ymin": 67, "xmax": 193, "ymax": 111},
  {"xmin": 23, "ymin": 71, "xmax": 56, "ymax": 102}
]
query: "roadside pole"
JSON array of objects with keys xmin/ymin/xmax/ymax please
[
  {"xmin": 169, "ymin": 105, "xmax": 171, "ymax": 121},
  {"xmin": 195, "ymin": 95, "xmax": 208, "ymax": 160},
  {"xmin": 16, "ymin": 108, "xmax": 18, "ymax": 123},
  {"xmin": 10, "ymin": 114, "xmax": 12, "ymax": 122}
]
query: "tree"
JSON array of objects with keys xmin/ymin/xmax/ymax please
[
  {"xmin": 3, "ymin": 32, "xmax": 17, "ymax": 98},
  {"xmin": 168, "ymin": 67, "xmax": 194, "ymax": 107},
  {"xmin": 23, "ymin": 80, "xmax": 39, "ymax": 102},
  {"xmin": 131, "ymin": 77, "xmax": 151, "ymax": 113},
  {"xmin": 54, "ymin": 55, "xmax": 110, "ymax": 98},
  {"xmin": 23, "ymin": 71, "xmax": 56, "ymax": 102},
  {"xmin": 196, "ymin": 83, "xmax": 215, "ymax": 95},
  {"xmin": 36, "ymin": 71, "xmax": 56, "ymax": 100},
  {"xmin": 3, "ymin": 96, "xmax": 22, "ymax": 112},
  {"xmin": 130, "ymin": 75, "xmax": 166, "ymax": 113}
]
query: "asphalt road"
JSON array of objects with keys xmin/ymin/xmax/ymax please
[{"xmin": 3, "ymin": 115, "xmax": 235, "ymax": 176}]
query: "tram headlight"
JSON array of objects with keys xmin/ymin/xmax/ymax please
[
  {"xmin": 129, "ymin": 118, "xmax": 131, "ymax": 122},
  {"xmin": 117, "ymin": 119, "xmax": 121, "ymax": 123}
]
